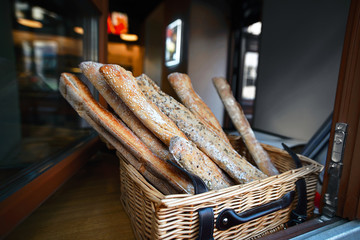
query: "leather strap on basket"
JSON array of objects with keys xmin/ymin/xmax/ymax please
[
  {"xmin": 215, "ymin": 144, "xmax": 308, "ymax": 231},
  {"xmin": 281, "ymin": 143, "xmax": 308, "ymax": 226},
  {"xmin": 216, "ymin": 191, "xmax": 295, "ymax": 230},
  {"xmin": 168, "ymin": 161, "xmax": 214, "ymax": 240},
  {"xmin": 167, "ymin": 142, "xmax": 308, "ymax": 238}
]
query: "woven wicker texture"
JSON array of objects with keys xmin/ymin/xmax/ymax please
[{"xmin": 119, "ymin": 139, "xmax": 323, "ymax": 240}]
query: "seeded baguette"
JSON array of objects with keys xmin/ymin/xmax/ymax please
[
  {"xmin": 213, "ymin": 77, "xmax": 279, "ymax": 176},
  {"xmin": 169, "ymin": 136, "xmax": 231, "ymax": 190},
  {"xmin": 80, "ymin": 61, "xmax": 173, "ymax": 162},
  {"xmin": 168, "ymin": 72, "xmax": 231, "ymax": 145},
  {"xmin": 137, "ymin": 74, "xmax": 267, "ymax": 184},
  {"xmin": 99, "ymin": 64, "xmax": 187, "ymax": 145},
  {"xmin": 59, "ymin": 72, "xmax": 193, "ymax": 194},
  {"xmin": 99, "ymin": 65, "xmax": 232, "ymax": 190}
]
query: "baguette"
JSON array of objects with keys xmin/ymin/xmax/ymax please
[
  {"xmin": 59, "ymin": 72, "xmax": 193, "ymax": 194},
  {"xmin": 115, "ymin": 149, "xmax": 179, "ymax": 195},
  {"xmin": 168, "ymin": 72, "xmax": 231, "ymax": 145},
  {"xmin": 69, "ymin": 106, "xmax": 177, "ymax": 194},
  {"xmin": 137, "ymin": 74, "xmax": 267, "ymax": 184},
  {"xmin": 213, "ymin": 77, "xmax": 279, "ymax": 176},
  {"xmin": 99, "ymin": 65, "xmax": 232, "ymax": 190},
  {"xmin": 169, "ymin": 136, "xmax": 231, "ymax": 190},
  {"xmin": 99, "ymin": 64, "xmax": 187, "ymax": 146},
  {"xmin": 80, "ymin": 61, "xmax": 173, "ymax": 162}
]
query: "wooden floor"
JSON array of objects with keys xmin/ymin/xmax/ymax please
[{"xmin": 5, "ymin": 150, "xmax": 135, "ymax": 240}]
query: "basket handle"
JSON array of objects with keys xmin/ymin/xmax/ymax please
[
  {"xmin": 216, "ymin": 190, "xmax": 295, "ymax": 230},
  {"xmin": 215, "ymin": 143, "xmax": 307, "ymax": 231},
  {"xmin": 282, "ymin": 143, "xmax": 308, "ymax": 226},
  {"xmin": 167, "ymin": 160, "xmax": 209, "ymax": 194},
  {"xmin": 167, "ymin": 161, "xmax": 214, "ymax": 240},
  {"xmin": 168, "ymin": 142, "xmax": 307, "ymax": 237}
]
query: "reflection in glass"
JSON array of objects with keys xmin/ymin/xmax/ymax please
[
  {"xmin": 242, "ymin": 52, "xmax": 258, "ymax": 100},
  {"xmin": 165, "ymin": 19, "xmax": 182, "ymax": 67},
  {"xmin": 237, "ymin": 21, "xmax": 262, "ymax": 123},
  {"xmin": 0, "ymin": 0, "xmax": 96, "ymax": 184}
]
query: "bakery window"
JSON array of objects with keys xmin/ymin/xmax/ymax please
[
  {"xmin": 0, "ymin": 0, "xmax": 100, "ymax": 199},
  {"xmin": 225, "ymin": 16, "xmax": 262, "ymax": 129}
]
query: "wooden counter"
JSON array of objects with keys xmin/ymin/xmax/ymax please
[{"xmin": 5, "ymin": 150, "xmax": 135, "ymax": 240}]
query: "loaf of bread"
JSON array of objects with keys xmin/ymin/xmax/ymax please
[
  {"xmin": 99, "ymin": 65, "xmax": 232, "ymax": 190},
  {"xmin": 69, "ymin": 108, "xmax": 178, "ymax": 195},
  {"xmin": 168, "ymin": 72, "xmax": 231, "ymax": 145},
  {"xmin": 136, "ymin": 74, "xmax": 267, "ymax": 184},
  {"xmin": 99, "ymin": 64, "xmax": 187, "ymax": 146},
  {"xmin": 80, "ymin": 61, "xmax": 173, "ymax": 162},
  {"xmin": 59, "ymin": 72, "xmax": 193, "ymax": 194},
  {"xmin": 213, "ymin": 77, "xmax": 279, "ymax": 176},
  {"xmin": 169, "ymin": 136, "xmax": 232, "ymax": 190},
  {"xmin": 115, "ymin": 149, "xmax": 179, "ymax": 195}
]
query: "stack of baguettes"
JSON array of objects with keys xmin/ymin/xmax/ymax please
[{"xmin": 59, "ymin": 62, "xmax": 279, "ymax": 195}]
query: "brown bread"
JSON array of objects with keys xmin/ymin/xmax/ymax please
[
  {"xmin": 137, "ymin": 74, "xmax": 267, "ymax": 184},
  {"xmin": 99, "ymin": 64, "xmax": 187, "ymax": 146},
  {"xmin": 168, "ymin": 72, "xmax": 231, "ymax": 145},
  {"xmin": 169, "ymin": 136, "xmax": 231, "ymax": 190},
  {"xmin": 80, "ymin": 61, "xmax": 173, "ymax": 162},
  {"xmin": 99, "ymin": 65, "xmax": 232, "ymax": 190},
  {"xmin": 115, "ymin": 149, "xmax": 179, "ymax": 195},
  {"xmin": 213, "ymin": 77, "xmax": 279, "ymax": 176},
  {"xmin": 59, "ymin": 72, "xmax": 193, "ymax": 194}
]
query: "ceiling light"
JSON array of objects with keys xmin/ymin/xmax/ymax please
[
  {"xmin": 120, "ymin": 33, "xmax": 138, "ymax": 42},
  {"xmin": 32, "ymin": 6, "xmax": 44, "ymax": 20},
  {"xmin": 74, "ymin": 26, "xmax": 84, "ymax": 35},
  {"xmin": 17, "ymin": 18, "xmax": 42, "ymax": 28}
]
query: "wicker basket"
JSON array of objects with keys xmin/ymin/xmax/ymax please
[{"xmin": 119, "ymin": 138, "xmax": 323, "ymax": 240}]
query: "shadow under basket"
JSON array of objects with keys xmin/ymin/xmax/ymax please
[{"xmin": 118, "ymin": 138, "xmax": 323, "ymax": 240}]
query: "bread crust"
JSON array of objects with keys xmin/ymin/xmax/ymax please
[
  {"xmin": 80, "ymin": 61, "xmax": 173, "ymax": 162},
  {"xmin": 99, "ymin": 65, "xmax": 232, "ymax": 189},
  {"xmin": 115, "ymin": 150, "xmax": 179, "ymax": 195},
  {"xmin": 168, "ymin": 72, "xmax": 231, "ymax": 145},
  {"xmin": 137, "ymin": 74, "xmax": 267, "ymax": 184},
  {"xmin": 59, "ymin": 72, "xmax": 193, "ymax": 194},
  {"xmin": 213, "ymin": 77, "xmax": 279, "ymax": 176},
  {"xmin": 99, "ymin": 65, "xmax": 187, "ymax": 146},
  {"xmin": 170, "ymin": 136, "xmax": 232, "ymax": 190}
]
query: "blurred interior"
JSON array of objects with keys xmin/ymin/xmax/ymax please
[
  {"xmin": 0, "ymin": 0, "xmax": 101, "ymax": 182},
  {"xmin": 1, "ymin": 0, "xmax": 359, "ymax": 238}
]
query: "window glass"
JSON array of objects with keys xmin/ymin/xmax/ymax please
[
  {"xmin": 0, "ymin": 0, "xmax": 97, "ymax": 184},
  {"xmin": 237, "ymin": 21, "xmax": 262, "ymax": 124},
  {"xmin": 242, "ymin": 51, "xmax": 258, "ymax": 101}
]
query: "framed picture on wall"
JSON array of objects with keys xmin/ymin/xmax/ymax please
[{"xmin": 165, "ymin": 19, "xmax": 182, "ymax": 67}]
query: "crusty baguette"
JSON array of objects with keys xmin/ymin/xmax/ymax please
[
  {"xmin": 168, "ymin": 72, "xmax": 231, "ymax": 145},
  {"xmin": 169, "ymin": 136, "xmax": 231, "ymax": 190},
  {"xmin": 99, "ymin": 65, "xmax": 232, "ymax": 190},
  {"xmin": 72, "ymin": 111, "xmax": 178, "ymax": 194},
  {"xmin": 99, "ymin": 64, "xmax": 187, "ymax": 146},
  {"xmin": 115, "ymin": 150, "xmax": 179, "ymax": 195},
  {"xmin": 80, "ymin": 61, "xmax": 173, "ymax": 162},
  {"xmin": 59, "ymin": 72, "xmax": 193, "ymax": 194},
  {"xmin": 213, "ymin": 77, "xmax": 279, "ymax": 176},
  {"xmin": 137, "ymin": 74, "xmax": 267, "ymax": 184},
  {"xmin": 67, "ymin": 105, "xmax": 178, "ymax": 194}
]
